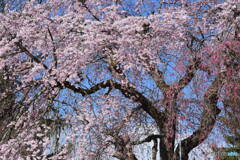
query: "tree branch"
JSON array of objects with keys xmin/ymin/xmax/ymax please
[
  {"xmin": 132, "ymin": 134, "xmax": 161, "ymax": 145},
  {"xmin": 174, "ymin": 73, "xmax": 224, "ymax": 159},
  {"xmin": 104, "ymin": 49, "xmax": 164, "ymax": 120},
  {"xmin": 60, "ymin": 80, "xmax": 112, "ymax": 96},
  {"xmin": 173, "ymin": 57, "xmax": 201, "ymax": 95},
  {"xmin": 47, "ymin": 27, "xmax": 57, "ymax": 68},
  {"xmin": 59, "ymin": 79, "xmax": 163, "ymax": 120},
  {"xmin": 79, "ymin": 2, "xmax": 100, "ymax": 21},
  {"xmin": 149, "ymin": 66, "xmax": 170, "ymax": 96},
  {"xmin": 15, "ymin": 41, "xmax": 48, "ymax": 70}
]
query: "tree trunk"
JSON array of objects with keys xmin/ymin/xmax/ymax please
[{"xmin": 158, "ymin": 97, "xmax": 177, "ymax": 160}]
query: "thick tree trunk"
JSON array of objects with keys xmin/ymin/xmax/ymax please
[
  {"xmin": 159, "ymin": 137, "xmax": 175, "ymax": 160},
  {"xmin": 158, "ymin": 96, "xmax": 177, "ymax": 160}
]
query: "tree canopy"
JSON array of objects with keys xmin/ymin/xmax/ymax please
[{"xmin": 0, "ymin": 0, "xmax": 239, "ymax": 160}]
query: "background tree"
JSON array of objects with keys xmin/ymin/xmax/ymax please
[{"xmin": 0, "ymin": 0, "xmax": 70, "ymax": 159}]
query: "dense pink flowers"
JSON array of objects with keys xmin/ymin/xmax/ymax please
[{"xmin": 0, "ymin": 0, "xmax": 239, "ymax": 159}]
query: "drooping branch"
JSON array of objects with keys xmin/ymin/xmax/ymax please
[{"xmin": 174, "ymin": 73, "xmax": 224, "ymax": 159}]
